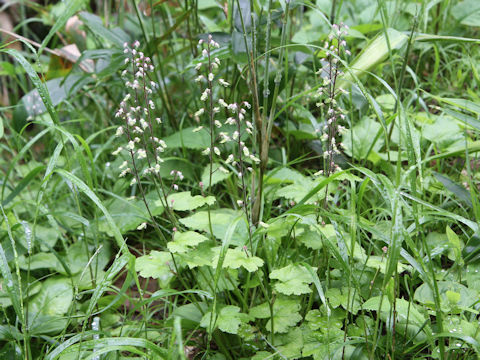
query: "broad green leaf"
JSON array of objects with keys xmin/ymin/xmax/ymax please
[
  {"xmin": 344, "ymin": 28, "xmax": 408, "ymax": 82},
  {"xmin": 167, "ymin": 191, "xmax": 215, "ymax": 211},
  {"xmin": 99, "ymin": 192, "xmax": 163, "ymax": 236},
  {"xmin": 201, "ymin": 163, "xmax": 231, "ymax": 188},
  {"xmin": 213, "ymin": 247, "xmax": 264, "ymax": 272},
  {"xmin": 421, "ymin": 115, "xmax": 464, "ymax": 151},
  {"xmin": 270, "ymin": 264, "xmax": 316, "ymax": 295},
  {"xmin": 200, "ymin": 305, "xmax": 251, "ymax": 334},
  {"xmin": 415, "ymin": 281, "xmax": 477, "ymax": 311},
  {"xmin": 135, "ymin": 251, "xmax": 174, "ymax": 287},
  {"xmin": 180, "ymin": 209, "xmax": 248, "ymax": 244},
  {"xmin": 298, "ymin": 227, "xmax": 324, "ymax": 250},
  {"xmin": 363, "ymin": 296, "xmax": 429, "ymax": 343},
  {"xmin": 28, "ymin": 277, "xmax": 73, "ymax": 316},
  {"xmin": 375, "ymin": 93, "xmax": 396, "ymax": 110},
  {"xmin": 265, "ymin": 167, "xmax": 307, "ymax": 185},
  {"xmin": 178, "ymin": 242, "xmax": 215, "ymax": 269},
  {"xmin": 18, "ymin": 252, "xmax": 60, "ymax": 271},
  {"xmin": 452, "ymin": 0, "xmax": 480, "ymax": 26},
  {"xmin": 250, "ymin": 298, "xmax": 302, "ymax": 333},
  {"xmin": 305, "ymin": 309, "xmax": 343, "ymax": 332},
  {"xmin": 163, "ymin": 127, "xmax": 210, "ymax": 149},
  {"xmin": 79, "ymin": 12, "xmax": 129, "ymax": 47},
  {"xmin": 167, "ymin": 231, "xmax": 208, "ymax": 253},
  {"xmin": 326, "ymin": 287, "xmax": 362, "ymax": 314},
  {"xmin": 342, "ymin": 116, "xmax": 383, "ymax": 160},
  {"xmin": 365, "ymin": 256, "xmax": 412, "ymax": 274},
  {"xmin": 274, "ymin": 327, "xmax": 303, "ymax": 359}
]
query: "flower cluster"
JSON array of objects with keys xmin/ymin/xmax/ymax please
[
  {"xmin": 112, "ymin": 41, "xmax": 182, "ymax": 224},
  {"xmin": 315, "ymin": 23, "xmax": 350, "ymax": 176},
  {"xmin": 112, "ymin": 41, "xmax": 165, "ymax": 186},
  {"xmin": 193, "ymin": 36, "xmax": 259, "ymax": 178}
]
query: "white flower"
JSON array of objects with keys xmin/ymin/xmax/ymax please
[
  {"xmin": 214, "ymin": 147, "xmax": 221, "ymax": 156},
  {"xmin": 137, "ymin": 149, "xmax": 147, "ymax": 159},
  {"xmin": 127, "ymin": 141, "xmax": 135, "ymax": 150},
  {"xmin": 237, "ymin": 200, "xmax": 243, "ymax": 207},
  {"xmin": 202, "ymin": 147, "xmax": 211, "ymax": 155},
  {"xmin": 200, "ymin": 89, "xmax": 210, "ymax": 101},
  {"xmin": 214, "ymin": 120, "xmax": 222, "ymax": 128},
  {"xmin": 208, "ymin": 73, "xmax": 214, "ymax": 81},
  {"xmin": 242, "ymin": 146, "xmax": 249, "ymax": 157},
  {"xmin": 249, "ymin": 154, "xmax": 260, "ymax": 163},
  {"xmin": 112, "ymin": 147, "xmax": 123, "ymax": 155},
  {"xmin": 119, "ymin": 161, "xmax": 128, "ymax": 169},
  {"xmin": 225, "ymin": 154, "xmax": 234, "ymax": 164},
  {"xmin": 194, "ymin": 108, "xmax": 205, "ymax": 117},
  {"xmin": 218, "ymin": 78, "xmax": 230, "ymax": 87},
  {"xmin": 219, "ymin": 166, "xmax": 229, "ymax": 174},
  {"xmin": 137, "ymin": 222, "xmax": 147, "ymax": 230},
  {"xmin": 130, "ymin": 178, "xmax": 137, "ymax": 186},
  {"xmin": 193, "ymin": 126, "xmax": 204, "ymax": 132},
  {"xmin": 115, "ymin": 126, "xmax": 124, "ymax": 136}
]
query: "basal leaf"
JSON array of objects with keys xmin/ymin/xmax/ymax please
[
  {"xmin": 167, "ymin": 191, "xmax": 215, "ymax": 211},
  {"xmin": 163, "ymin": 127, "xmax": 211, "ymax": 149},
  {"xmin": 167, "ymin": 231, "xmax": 208, "ymax": 253},
  {"xmin": 178, "ymin": 242, "xmax": 215, "ymax": 269},
  {"xmin": 200, "ymin": 305, "xmax": 251, "ymax": 334},
  {"xmin": 250, "ymin": 298, "xmax": 302, "ymax": 333},
  {"xmin": 213, "ymin": 247, "xmax": 263, "ymax": 272},
  {"xmin": 135, "ymin": 251, "xmax": 174, "ymax": 287},
  {"xmin": 270, "ymin": 264, "xmax": 316, "ymax": 295}
]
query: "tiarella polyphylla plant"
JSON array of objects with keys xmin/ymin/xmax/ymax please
[
  {"xmin": 194, "ymin": 35, "xmax": 259, "ymax": 252},
  {"xmin": 315, "ymin": 23, "xmax": 350, "ymax": 181},
  {"xmin": 113, "ymin": 41, "xmax": 178, "ymax": 232}
]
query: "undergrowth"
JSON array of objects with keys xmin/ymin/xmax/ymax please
[{"xmin": 0, "ymin": 0, "xmax": 480, "ymax": 359}]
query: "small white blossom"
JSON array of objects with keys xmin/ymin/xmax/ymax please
[
  {"xmin": 137, "ymin": 222, "xmax": 147, "ymax": 230},
  {"xmin": 218, "ymin": 78, "xmax": 230, "ymax": 87},
  {"xmin": 194, "ymin": 108, "xmax": 205, "ymax": 117},
  {"xmin": 137, "ymin": 149, "xmax": 147, "ymax": 159},
  {"xmin": 225, "ymin": 154, "xmax": 234, "ymax": 164}
]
